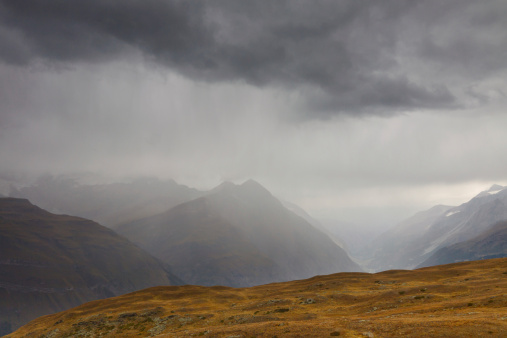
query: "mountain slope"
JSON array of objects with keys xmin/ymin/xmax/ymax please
[
  {"xmin": 281, "ymin": 200, "xmax": 348, "ymax": 250},
  {"xmin": 10, "ymin": 176, "xmax": 203, "ymax": 227},
  {"xmin": 419, "ymin": 220, "xmax": 507, "ymax": 267},
  {"xmin": 115, "ymin": 196, "xmax": 279, "ymax": 287},
  {"xmin": 114, "ymin": 180, "xmax": 362, "ymax": 287},
  {"xmin": 9, "ymin": 258, "xmax": 507, "ymax": 337},
  {"xmin": 366, "ymin": 185, "xmax": 507, "ymax": 271},
  {"xmin": 0, "ymin": 198, "xmax": 183, "ymax": 335},
  {"xmin": 365, "ymin": 204, "xmax": 453, "ymax": 271}
]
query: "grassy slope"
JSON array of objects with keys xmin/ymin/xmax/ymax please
[{"xmin": 9, "ymin": 258, "xmax": 507, "ymax": 337}]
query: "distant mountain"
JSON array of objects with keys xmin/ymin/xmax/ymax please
[
  {"xmin": 366, "ymin": 184, "xmax": 507, "ymax": 271},
  {"xmin": 10, "ymin": 176, "xmax": 203, "ymax": 227},
  {"xmin": 0, "ymin": 198, "xmax": 183, "ymax": 335},
  {"xmin": 418, "ymin": 220, "xmax": 507, "ymax": 268},
  {"xmin": 114, "ymin": 180, "xmax": 362, "ymax": 287}
]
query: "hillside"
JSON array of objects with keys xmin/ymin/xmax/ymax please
[
  {"xmin": 0, "ymin": 198, "xmax": 183, "ymax": 335},
  {"xmin": 8, "ymin": 258, "xmax": 507, "ymax": 337},
  {"xmin": 419, "ymin": 220, "xmax": 507, "ymax": 268},
  {"xmin": 114, "ymin": 180, "xmax": 362, "ymax": 287}
]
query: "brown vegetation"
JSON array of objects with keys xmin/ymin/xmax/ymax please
[{"xmin": 8, "ymin": 257, "xmax": 507, "ymax": 337}]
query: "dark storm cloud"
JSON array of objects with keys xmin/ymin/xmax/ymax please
[
  {"xmin": 1, "ymin": 0, "xmax": 506, "ymax": 116},
  {"xmin": 0, "ymin": 0, "xmax": 211, "ymax": 65},
  {"xmin": 408, "ymin": 1, "xmax": 507, "ymax": 79}
]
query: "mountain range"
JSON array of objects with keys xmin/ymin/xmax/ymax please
[
  {"xmin": 0, "ymin": 198, "xmax": 182, "ymax": 335},
  {"xmin": 4, "ymin": 177, "xmax": 507, "ymax": 336},
  {"xmin": 365, "ymin": 184, "xmax": 507, "ymax": 271},
  {"xmin": 114, "ymin": 180, "xmax": 362, "ymax": 287},
  {"xmin": 9, "ymin": 176, "xmax": 203, "ymax": 227}
]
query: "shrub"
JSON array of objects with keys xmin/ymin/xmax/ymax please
[{"xmin": 274, "ymin": 308, "xmax": 290, "ymax": 313}]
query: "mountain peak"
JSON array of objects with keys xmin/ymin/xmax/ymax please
[
  {"xmin": 209, "ymin": 180, "xmax": 272, "ymax": 198},
  {"xmin": 239, "ymin": 179, "xmax": 272, "ymax": 197},
  {"xmin": 209, "ymin": 181, "xmax": 236, "ymax": 194},
  {"xmin": 475, "ymin": 184, "xmax": 505, "ymax": 198},
  {"xmin": 240, "ymin": 179, "xmax": 264, "ymax": 189},
  {"xmin": 488, "ymin": 184, "xmax": 504, "ymax": 192}
]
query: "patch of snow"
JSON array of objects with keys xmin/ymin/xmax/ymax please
[
  {"xmin": 445, "ymin": 210, "xmax": 461, "ymax": 217},
  {"xmin": 486, "ymin": 184, "xmax": 504, "ymax": 195}
]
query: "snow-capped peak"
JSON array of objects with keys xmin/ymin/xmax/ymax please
[
  {"xmin": 475, "ymin": 184, "xmax": 505, "ymax": 198},
  {"xmin": 487, "ymin": 184, "xmax": 504, "ymax": 194}
]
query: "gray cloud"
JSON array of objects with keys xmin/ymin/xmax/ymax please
[
  {"xmin": 2, "ymin": 1, "xmax": 505, "ymax": 116},
  {"xmin": 408, "ymin": 1, "xmax": 507, "ymax": 79}
]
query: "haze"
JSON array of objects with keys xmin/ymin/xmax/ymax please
[{"xmin": 1, "ymin": 0, "xmax": 507, "ymax": 226}]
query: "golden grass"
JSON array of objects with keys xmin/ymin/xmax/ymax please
[{"xmin": 8, "ymin": 258, "xmax": 507, "ymax": 337}]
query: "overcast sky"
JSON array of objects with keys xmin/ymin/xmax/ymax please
[{"xmin": 1, "ymin": 0, "xmax": 507, "ymax": 225}]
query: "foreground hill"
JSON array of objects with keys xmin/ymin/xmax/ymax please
[
  {"xmin": 366, "ymin": 184, "xmax": 507, "ymax": 271},
  {"xmin": 10, "ymin": 176, "xmax": 203, "ymax": 227},
  {"xmin": 114, "ymin": 180, "xmax": 362, "ymax": 287},
  {"xmin": 419, "ymin": 220, "xmax": 507, "ymax": 268},
  {"xmin": 0, "ymin": 198, "xmax": 183, "ymax": 335},
  {"xmin": 9, "ymin": 258, "xmax": 507, "ymax": 337}
]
